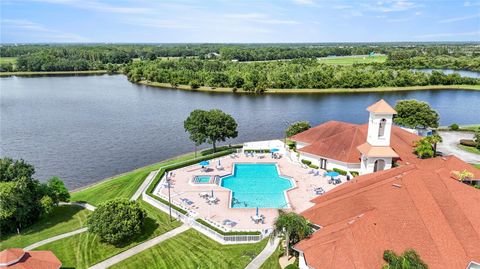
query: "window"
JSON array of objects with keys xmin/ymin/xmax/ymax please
[{"xmin": 378, "ymin": 118, "xmax": 387, "ymax": 138}]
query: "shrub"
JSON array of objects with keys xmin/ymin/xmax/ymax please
[
  {"xmin": 449, "ymin": 123, "xmax": 459, "ymax": 130},
  {"xmin": 349, "ymin": 171, "xmax": 359, "ymax": 177},
  {"xmin": 301, "ymin": 159, "xmax": 311, "ymax": 165},
  {"xmin": 87, "ymin": 199, "xmax": 146, "ymax": 245},
  {"xmin": 189, "ymin": 80, "xmax": 200, "ymax": 89},
  {"xmin": 333, "ymin": 168, "xmax": 347, "ymax": 175},
  {"xmin": 460, "ymin": 139, "xmax": 477, "ymax": 147},
  {"xmin": 285, "ymin": 264, "xmax": 299, "ymax": 269},
  {"xmin": 309, "ymin": 164, "xmax": 319, "ymax": 169}
]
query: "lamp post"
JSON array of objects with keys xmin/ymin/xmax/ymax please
[{"xmin": 167, "ymin": 173, "xmax": 172, "ymax": 222}]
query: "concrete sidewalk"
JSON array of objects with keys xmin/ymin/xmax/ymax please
[
  {"xmin": 88, "ymin": 224, "xmax": 189, "ymax": 269},
  {"xmin": 24, "ymin": 227, "xmax": 88, "ymax": 250},
  {"xmin": 131, "ymin": 170, "xmax": 159, "ymax": 201},
  {"xmin": 245, "ymin": 237, "xmax": 280, "ymax": 269}
]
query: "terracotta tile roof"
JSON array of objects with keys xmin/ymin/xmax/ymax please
[
  {"xmin": 290, "ymin": 121, "xmax": 420, "ymax": 164},
  {"xmin": 296, "ymin": 156, "xmax": 480, "ymax": 269},
  {"xmin": 367, "ymin": 99, "xmax": 397, "ymax": 114},
  {"xmin": 0, "ymin": 249, "xmax": 61, "ymax": 269},
  {"xmin": 357, "ymin": 143, "xmax": 399, "ymax": 158}
]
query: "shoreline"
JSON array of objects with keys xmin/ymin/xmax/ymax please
[
  {"xmin": 139, "ymin": 81, "xmax": 480, "ymax": 94},
  {"xmin": 1, "ymin": 71, "xmax": 478, "ymax": 93},
  {"xmin": 0, "ymin": 70, "xmax": 109, "ymax": 77}
]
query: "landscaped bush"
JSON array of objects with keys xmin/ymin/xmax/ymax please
[
  {"xmin": 460, "ymin": 139, "xmax": 477, "ymax": 147},
  {"xmin": 195, "ymin": 219, "xmax": 261, "ymax": 235},
  {"xmin": 349, "ymin": 171, "xmax": 359, "ymax": 177},
  {"xmin": 87, "ymin": 199, "xmax": 146, "ymax": 245},
  {"xmin": 308, "ymin": 164, "xmax": 319, "ymax": 169},
  {"xmin": 450, "ymin": 123, "xmax": 459, "ymax": 130},
  {"xmin": 244, "ymin": 149, "xmax": 271, "ymax": 153},
  {"xmin": 333, "ymin": 168, "xmax": 347, "ymax": 175},
  {"xmin": 301, "ymin": 159, "xmax": 311, "ymax": 165}
]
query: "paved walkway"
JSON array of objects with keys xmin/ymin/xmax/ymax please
[
  {"xmin": 131, "ymin": 170, "xmax": 159, "ymax": 201},
  {"xmin": 437, "ymin": 131, "xmax": 480, "ymax": 164},
  {"xmin": 59, "ymin": 201, "xmax": 97, "ymax": 211},
  {"xmin": 24, "ymin": 227, "xmax": 88, "ymax": 250},
  {"xmin": 88, "ymin": 224, "xmax": 189, "ymax": 269},
  {"xmin": 244, "ymin": 237, "xmax": 280, "ymax": 269}
]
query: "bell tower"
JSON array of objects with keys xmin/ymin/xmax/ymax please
[{"xmin": 366, "ymin": 99, "xmax": 396, "ymax": 147}]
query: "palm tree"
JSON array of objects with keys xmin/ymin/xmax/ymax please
[
  {"xmin": 382, "ymin": 249, "xmax": 428, "ymax": 269},
  {"xmin": 414, "ymin": 138, "xmax": 434, "ymax": 159},
  {"xmin": 273, "ymin": 211, "xmax": 313, "ymax": 258},
  {"xmin": 424, "ymin": 134, "xmax": 442, "ymax": 156}
]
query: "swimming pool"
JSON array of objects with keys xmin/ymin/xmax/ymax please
[{"xmin": 221, "ymin": 163, "xmax": 293, "ymax": 208}]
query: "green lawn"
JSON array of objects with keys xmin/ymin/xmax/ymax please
[
  {"xmin": 459, "ymin": 125, "xmax": 480, "ymax": 132},
  {"xmin": 109, "ymin": 229, "xmax": 268, "ymax": 269},
  {"xmin": 317, "ymin": 55, "xmax": 387, "ymax": 65},
  {"xmin": 473, "ymin": 164, "xmax": 480, "ymax": 169},
  {"xmin": 259, "ymin": 244, "xmax": 283, "ymax": 269},
  {"xmin": 70, "ymin": 150, "xmax": 213, "ymax": 206},
  {"xmin": 0, "ymin": 57, "xmax": 16, "ymax": 64},
  {"xmin": 0, "ymin": 205, "xmax": 90, "ymax": 250},
  {"xmin": 458, "ymin": 144, "xmax": 480, "ymax": 155},
  {"xmin": 36, "ymin": 200, "xmax": 181, "ymax": 269}
]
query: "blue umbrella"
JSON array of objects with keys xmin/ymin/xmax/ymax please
[
  {"xmin": 325, "ymin": 171, "xmax": 340, "ymax": 177},
  {"xmin": 270, "ymin": 148, "xmax": 279, "ymax": 153},
  {"xmin": 256, "ymin": 207, "xmax": 259, "ymax": 216},
  {"xmin": 199, "ymin": 160, "xmax": 209, "ymax": 166}
]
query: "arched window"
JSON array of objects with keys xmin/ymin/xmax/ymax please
[{"xmin": 378, "ymin": 118, "xmax": 387, "ymax": 138}]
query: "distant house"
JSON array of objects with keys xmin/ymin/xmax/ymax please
[
  {"xmin": 0, "ymin": 248, "xmax": 61, "ymax": 269},
  {"xmin": 295, "ymin": 156, "xmax": 480, "ymax": 269},
  {"xmin": 289, "ymin": 100, "xmax": 420, "ymax": 175}
]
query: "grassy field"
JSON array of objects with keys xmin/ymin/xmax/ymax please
[
  {"xmin": 0, "ymin": 205, "xmax": 90, "ymax": 250},
  {"xmin": 139, "ymin": 81, "xmax": 480, "ymax": 94},
  {"xmin": 109, "ymin": 229, "xmax": 268, "ymax": 269},
  {"xmin": 36, "ymin": 200, "xmax": 181, "ymax": 269},
  {"xmin": 473, "ymin": 164, "xmax": 480, "ymax": 169},
  {"xmin": 317, "ymin": 55, "xmax": 387, "ymax": 65},
  {"xmin": 0, "ymin": 57, "xmax": 16, "ymax": 64},
  {"xmin": 259, "ymin": 244, "xmax": 283, "ymax": 269},
  {"xmin": 70, "ymin": 149, "xmax": 215, "ymax": 206},
  {"xmin": 458, "ymin": 144, "xmax": 480, "ymax": 155}
]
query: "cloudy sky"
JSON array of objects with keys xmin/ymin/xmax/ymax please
[{"xmin": 1, "ymin": 0, "xmax": 479, "ymax": 43}]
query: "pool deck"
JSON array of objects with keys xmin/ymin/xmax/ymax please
[{"xmin": 154, "ymin": 153, "xmax": 346, "ymax": 231}]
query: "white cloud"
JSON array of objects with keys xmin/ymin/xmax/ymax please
[
  {"xmin": 438, "ymin": 13, "xmax": 480, "ymax": 23},
  {"xmin": 365, "ymin": 0, "xmax": 421, "ymax": 13},
  {"xmin": 29, "ymin": 0, "xmax": 151, "ymax": 14},
  {"xmin": 292, "ymin": 0, "xmax": 314, "ymax": 5},
  {"xmin": 225, "ymin": 13, "xmax": 300, "ymax": 25},
  {"xmin": 2, "ymin": 19, "xmax": 90, "ymax": 42}
]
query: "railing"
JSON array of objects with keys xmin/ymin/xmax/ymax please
[{"xmin": 190, "ymin": 219, "xmax": 266, "ymax": 244}]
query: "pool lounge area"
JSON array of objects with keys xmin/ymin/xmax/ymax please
[{"xmin": 153, "ymin": 141, "xmax": 347, "ymax": 231}]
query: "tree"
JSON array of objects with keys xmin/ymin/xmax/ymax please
[
  {"xmin": 449, "ymin": 123, "xmax": 459, "ymax": 130},
  {"xmin": 87, "ymin": 199, "xmax": 146, "ymax": 245},
  {"xmin": 382, "ymin": 249, "xmax": 428, "ymax": 269},
  {"xmin": 474, "ymin": 132, "xmax": 480, "ymax": 149},
  {"xmin": 45, "ymin": 176, "xmax": 70, "ymax": 205},
  {"xmin": 414, "ymin": 138, "xmax": 434, "ymax": 159},
  {"xmin": 0, "ymin": 158, "xmax": 35, "ymax": 182},
  {"xmin": 424, "ymin": 134, "xmax": 442, "ymax": 156},
  {"xmin": 273, "ymin": 211, "xmax": 313, "ymax": 258},
  {"xmin": 184, "ymin": 109, "xmax": 238, "ymax": 152},
  {"xmin": 393, "ymin": 100, "xmax": 440, "ymax": 128},
  {"xmin": 286, "ymin": 121, "xmax": 311, "ymax": 137}
]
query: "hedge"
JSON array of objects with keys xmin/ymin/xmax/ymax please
[
  {"xmin": 349, "ymin": 171, "xmax": 359, "ymax": 177},
  {"xmin": 244, "ymin": 149, "xmax": 271, "ymax": 153},
  {"xmin": 195, "ymin": 219, "xmax": 261, "ymax": 235},
  {"xmin": 333, "ymin": 168, "xmax": 347, "ymax": 176},
  {"xmin": 309, "ymin": 164, "xmax": 319, "ymax": 169},
  {"xmin": 301, "ymin": 159, "xmax": 311, "ymax": 165}
]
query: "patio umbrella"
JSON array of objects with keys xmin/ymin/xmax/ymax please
[
  {"xmin": 256, "ymin": 206, "xmax": 259, "ymax": 216},
  {"xmin": 199, "ymin": 160, "xmax": 209, "ymax": 167},
  {"xmin": 270, "ymin": 148, "xmax": 279, "ymax": 153},
  {"xmin": 211, "ymin": 189, "xmax": 214, "ymax": 197},
  {"xmin": 217, "ymin": 159, "xmax": 221, "ymax": 166}
]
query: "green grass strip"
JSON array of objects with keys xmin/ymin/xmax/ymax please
[{"xmin": 195, "ymin": 219, "xmax": 261, "ymax": 236}]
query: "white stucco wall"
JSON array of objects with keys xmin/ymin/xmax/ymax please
[
  {"xmin": 298, "ymin": 252, "xmax": 309, "ymax": 269},
  {"xmin": 360, "ymin": 156, "xmax": 393, "ymax": 175},
  {"xmin": 367, "ymin": 113, "xmax": 393, "ymax": 147},
  {"xmin": 298, "ymin": 152, "xmax": 360, "ymax": 173},
  {"xmin": 296, "ymin": 141, "xmax": 309, "ymax": 149}
]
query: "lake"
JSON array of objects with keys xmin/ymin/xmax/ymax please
[
  {"xmin": 413, "ymin": 68, "xmax": 480, "ymax": 78},
  {"xmin": 1, "ymin": 74, "xmax": 479, "ymax": 189}
]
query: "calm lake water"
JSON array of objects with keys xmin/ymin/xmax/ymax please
[
  {"xmin": 413, "ymin": 68, "xmax": 480, "ymax": 78},
  {"xmin": 1, "ymin": 74, "xmax": 480, "ymax": 189}
]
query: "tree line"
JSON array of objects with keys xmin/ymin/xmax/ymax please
[
  {"xmin": 125, "ymin": 58, "xmax": 479, "ymax": 92},
  {"xmin": 1, "ymin": 43, "xmax": 478, "ymax": 72}
]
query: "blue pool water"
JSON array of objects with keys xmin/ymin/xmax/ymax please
[
  {"xmin": 195, "ymin": 175, "xmax": 211, "ymax": 183},
  {"xmin": 221, "ymin": 163, "xmax": 293, "ymax": 208}
]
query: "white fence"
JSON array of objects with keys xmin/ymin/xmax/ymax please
[{"xmin": 143, "ymin": 193, "xmax": 267, "ymax": 244}]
